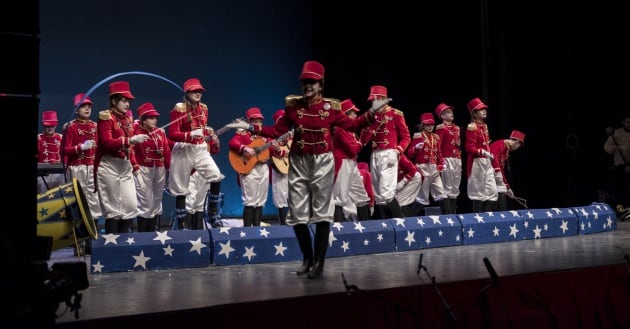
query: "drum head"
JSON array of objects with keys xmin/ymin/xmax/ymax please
[{"xmin": 72, "ymin": 179, "xmax": 98, "ymax": 240}]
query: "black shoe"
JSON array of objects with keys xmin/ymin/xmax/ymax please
[
  {"xmin": 297, "ymin": 259, "xmax": 313, "ymax": 276},
  {"xmin": 619, "ymin": 209, "xmax": 630, "ymax": 222},
  {"xmin": 306, "ymin": 262, "xmax": 324, "ymax": 279}
]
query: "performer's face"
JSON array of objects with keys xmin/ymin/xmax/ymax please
[{"xmin": 301, "ymin": 79, "xmax": 322, "ymax": 98}]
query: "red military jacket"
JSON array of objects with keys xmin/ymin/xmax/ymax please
[
  {"xmin": 464, "ymin": 120, "xmax": 492, "ymax": 176},
  {"xmin": 62, "ymin": 119, "xmax": 97, "ymax": 166},
  {"xmin": 435, "ymin": 122, "xmax": 461, "ymax": 159},
  {"xmin": 490, "ymin": 139, "xmax": 511, "ymax": 189},
  {"xmin": 258, "ymin": 95, "xmax": 374, "ymax": 155},
  {"xmin": 397, "ymin": 154, "xmax": 420, "ymax": 182},
  {"xmin": 359, "ymin": 105, "xmax": 410, "ymax": 154},
  {"xmin": 95, "ymin": 108, "xmax": 137, "ymax": 176},
  {"xmin": 358, "ymin": 164, "xmax": 375, "ymax": 207},
  {"xmin": 406, "ymin": 131, "xmax": 444, "ymax": 166},
  {"xmin": 168, "ymin": 102, "xmax": 209, "ymax": 145},
  {"xmin": 37, "ymin": 132, "xmax": 63, "ymax": 163},
  {"xmin": 133, "ymin": 125, "xmax": 172, "ymax": 170},
  {"xmin": 332, "ymin": 127, "xmax": 363, "ymax": 178}
]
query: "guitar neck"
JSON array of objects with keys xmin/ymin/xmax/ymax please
[{"xmin": 255, "ymin": 130, "xmax": 293, "ymax": 153}]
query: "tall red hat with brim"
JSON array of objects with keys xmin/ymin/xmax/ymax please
[
  {"xmin": 434, "ymin": 103, "xmax": 453, "ymax": 117},
  {"xmin": 109, "ymin": 81, "xmax": 135, "ymax": 100},
  {"xmin": 137, "ymin": 102, "xmax": 160, "ymax": 119},
  {"xmin": 420, "ymin": 112, "xmax": 435, "ymax": 125},
  {"xmin": 183, "ymin": 78, "xmax": 205, "ymax": 92},
  {"xmin": 509, "ymin": 130, "xmax": 526, "ymax": 145},
  {"xmin": 299, "ymin": 61, "xmax": 325, "ymax": 80},
  {"xmin": 42, "ymin": 110, "xmax": 58, "ymax": 126},
  {"xmin": 367, "ymin": 85, "xmax": 387, "ymax": 101},
  {"xmin": 246, "ymin": 107, "xmax": 264, "ymax": 120},
  {"xmin": 467, "ymin": 97, "xmax": 487, "ymax": 112},
  {"xmin": 73, "ymin": 93, "xmax": 93, "ymax": 107},
  {"xmin": 340, "ymin": 99, "xmax": 359, "ymax": 114},
  {"xmin": 272, "ymin": 109, "xmax": 285, "ymax": 123}
]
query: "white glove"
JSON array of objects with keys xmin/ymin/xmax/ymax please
[
  {"xmin": 396, "ymin": 177, "xmax": 408, "ymax": 192},
  {"xmin": 414, "ymin": 142, "xmax": 424, "ymax": 150},
  {"xmin": 134, "ymin": 171, "xmax": 146, "ymax": 190},
  {"xmin": 130, "ymin": 134, "xmax": 149, "ymax": 144},
  {"xmin": 370, "ymin": 98, "xmax": 392, "ymax": 113},
  {"xmin": 80, "ymin": 139, "xmax": 95, "ymax": 151},
  {"xmin": 481, "ymin": 149, "xmax": 494, "ymax": 160},
  {"xmin": 226, "ymin": 119, "xmax": 251, "ymax": 130},
  {"xmin": 190, "ymin": 128, "xmax": 204, "ymax": 137},
  {"xmin": 494, "ymin": 172, "xmax": 504, "ymax": 186},
  {"xmin": 506, "ymin": 189, "xmax": 515, "ymax": 199}
]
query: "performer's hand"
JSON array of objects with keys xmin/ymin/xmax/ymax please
[
  {"xmin": 396, "ymin": 177, "xmax": 408, "ymax": 192},
  {"xmin": 415, "ymin": 142, "xmax": 424, "ymax": 150},
  {"xmin": 437, "ymin": 164, "xmax": 445, "ymax": 172},
  {"xmin": 494, "ymin": 172, "xmax": 504, "ymax": 185},
  {"xmin": 481, "ymin": 149, "xmax": 494, "ymax": 160},
  {"xmin": 506, "ymin": 189, "xmax": 515, "ymax": 199},
  {"xmin": 370, "ymin": 97, "xmax": 392, "ymax": 113},
  {"xmin": 80, "ymin": 139, "xmax": 95, "ymax": 151},
  {"xmin": 190, "ymin": 128, "xmax": 204, "ymax": 138},
  {"xmin": 130, "ymin": 134, "xmax": 149, "ymax": 144},
  {"xmin": 134, "ymin": 171, "xmax": 146, "ymax": 190}
]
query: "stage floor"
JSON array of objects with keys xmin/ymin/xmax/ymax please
[{"xmin": 52, "ymin": 219, "xmax": 630, "ymax": 325}]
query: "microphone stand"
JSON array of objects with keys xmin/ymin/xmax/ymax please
[
  {"xmin": 341, "ymin": 273, "xmax": 418, "ymax": 328},
  {"xmin": 416, "ymin": 253, "xmax": 457, "ymax": 328}
]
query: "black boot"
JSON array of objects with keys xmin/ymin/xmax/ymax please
[
  {"xmin": 307, "ymin": 222, "xmax": 330, "ymax": 279},
  {"xmin": 357, "ymin": 205, "xmax": 371, "ymax": 221},
  {"xmin": 293, "ymin": 224, "xmax": 313, "ymax": 275},
  {"xmin": 371, "ymin": 205, "xmax": 387, "ymax": 219},
  {"xmin": 148, "ymin": 215, "xmax": 158, "ymax": 232},
  {"xmin": 175, "ymin": 196, "xmax": 190, "ymax": 230},
  {"xmin": 242, "ymin": 206, "xmax": 255, "ymax": 227},
  {"xmin": 118, "ymin": 219, "xmax": 132, "ymax": 233},
  {"xmin": 333, "ymin": 206, "xmax": 345, "ymax": 222},
  {"xmin": 136, "ymin": 216, "xmax": 148, "ymax": 232},
  {"xmin": 105, "ymin": 218, "xmax": 117, "ymax": 234},
  {"xmin": 409, "ymin": 201, "xmax": 425, "ymax": 217},
  {"xmin": 207, "ymin": 182, "xmax": 224, "ymax": 228},
  {"xmin": 278, "ymin": 207, "xmax": 288, "ymax": 225},
  {"xmin": 387, "ymin": 198, "xmax": 405, "ymax": 218},
  {"xmin": 439, "ymin": 199, "xmax": 452, "ymax": 215},
  {"xmin": 450, "ymin": 198, "xmax": 458, "ymax": 214},
  {"xmin": 472, "ymin": 200, "xmax": 483, "ymax": 213},
  {"xmin": 253, "ymin": 206, "xmax": 263, "ymax": 226},
  {"xmin": 192, "ymin": 212, "xmax": 205, "ymax": 230}
]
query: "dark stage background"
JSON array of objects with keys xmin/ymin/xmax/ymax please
[{"xmin": 2, "ymin": 0, "xmax": 623, "ymax": 236}]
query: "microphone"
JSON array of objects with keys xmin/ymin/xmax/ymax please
[
  {"xmin": 341, "ymin": 273, "xmax": 352, "ymax": 296},
  {"xmin": 417, "ymin": 252, "xmax": 424, "ymax": 275},
  {"xmin": 483, "ymin": 257, "xmax": 499, "ymax": 284}
]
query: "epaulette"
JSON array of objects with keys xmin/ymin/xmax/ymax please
[
  {"xmin": 200, "ymin": 102, "xmax": 208, "ymax": 111},
  {"xmin": 173, "ymin": 103, "xmax": 187, "ymax": 113},
  {"xmin": 99, "ymin": 109, "xmax": 112, "ymax": 121},
  {"xmin": 62, "ymin": 121, "xmax": 71, "ymax": 131},
  {"xmin": 323, "ymin": 98, "xmax": 341, "ymax": 111},
  {"xmin": 392, "ymin": 108, "xmax": 405, "ymax": 116},
  {"xmin": 467, "ymin": 122, "xmax": 478, "ymax": 131},
  {"xmin": 285, "ymin": 95, "xmax": 303, "ymax": 107},
  {"xmin": 412, "ymin": 132, "xmax": 423, "ymax": 139},
  {"xmin": 436, "ymin": 123, "xmax": 445, "ymax": 130}
]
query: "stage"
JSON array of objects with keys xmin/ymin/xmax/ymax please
[{"xmin": 48, "ymin": 217, "xmax": 630, "ymax": 329}]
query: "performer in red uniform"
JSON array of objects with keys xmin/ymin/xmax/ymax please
[
  {"xmin": 133, "ymin": 102, "xmax": 172, "ymax": 232},
  {"xmin": 270, "ymin": 109, "xmax": 290, "ymax": 225},
  {"xmin": 407, "ymin": 112, "xmax": 451, "ymax": 214},
  {"xmin": 37, "ymin": 110, "xmax": 64, "ymax": 194},
  {"xmin": 228, "ymin": 60, "xmax": 382, "ymax": 279},
  {"xmin": 359, "ymin": 85, "xmax": 410, "ymax": 219},
  {"xmin": 95, "ymin": 81, "xmax": 149, "ymax": 233},
  {"xmin": 490, "ymin": 130, "xmax": 525, "ymax": 211},
  {"xmin": 395, "ymin": 154, "xmax": 423, "ymax": 216},
  {"xmin": 168, "ymin": 78, "xmax": 225, "ymax": 229},
  {"xmin": 434, "ymin": 102, "xmax": 462, "ymax": 213},
  {"xmin": 465, "ymin": 97, "xmax": 497, "ymax": 212},
  {"xmin": 332, "ymin": 99, "xmax": 371, "ymax": 222},
  {"xmin": 357, "ymin": 162, "xmax": 375, "ymax": 220}
]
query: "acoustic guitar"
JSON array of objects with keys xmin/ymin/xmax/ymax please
[
  {"xmin": 271, "ymin": 140, "xmax": 291, "ymax": 174},
  {"xmin": 229, "ymin": 130, "xmax": 293, "ymax": 175}
]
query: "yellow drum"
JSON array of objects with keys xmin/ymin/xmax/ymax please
[{"xmin": 37, "ymin": 178, "xmax": 98, "ymax": 250}]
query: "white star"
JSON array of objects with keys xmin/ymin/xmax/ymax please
[
  {"xmin": 607, "ymin": 216, "xmax": 613, "ymax": 228},
  {"xmin": 394, "ymin": 218, "xmax": 406, "ymax": 227},
  {"xmin": 509, "ymin": 224, "xmax": 520, "ymax": 238},
  {"xmin": 163, "ymin": 244, "xmax": 174, "ymax": 256},
  {"xmin": 417, "ymin": 218, "xmax": 426, "ymax": 226},
  {"xmin": 546, "ymin": 210, "xmax": 553, "ymax": 218},
  {"xmin": 153, "ymin": 231, "xmax": 172, "ymax": 245},
  {"xmin": 526, "ymin": 211, "xmax": 534, "ymax": 219},
  {"xmin": 560, "ymin": 220, "xmax": 569, "ymax": 234},
  {"xmin": 533, "ymin": 225, "xmax": 542, "ymax": 239},
  {"xmin": 219, "ymin": 227, "xmax": 232, "ymax": 234},
  {"xmin": 493, "ymin": 226, "xmax": 500, "ymax": 236},
  {"xmin": 243, "ymin": 246, "xmax": 257, "ymax": 261},
  {"xmin": 580, "ymin": 221, "xmax": 585, "ymax": 231},
  {"xmin": 524, "ymin": 221, "xmax": 529, "ymax": 228},
  {"xmin": 333, "ymin": 222, "xmax": 345, "ymax": 231},
  {"xmin": 509, "ymin": 210, "xmax": 520, "ymax": 217},
  {"xmin": 580, "ymin": 208, "xmax": 588, "ymax": 216},
  {"xmin": 259, "ymin": 228, "xmax": 270, "ymax": 238},
  {"xmin": 456, "ymin": 235, "xmax": 460, "ymax": 241},
  {"xmin": 602, "ymin": 222, "xmax": 607, "ymax": 230},
  {"xmin": 363, "ymin": 239, "xmax": 370, "ymax": 246},
  {"xmin": 218, "ymin": 240, "xmax": 236, "ymax": 259},
  {"xmin": 500, "ymin": 213, "xmax": 506, "ymax": 218},
  {"xmin": 474, "ymin": 213, "xmax": 484, "ymax": 223},
  {"xmin": 353, "ymin": 222, "xmax": 366, "ymax": 233},
  {"xmin": 446, "ymin": 217, "xmax": 455, "ymax": 226},
  {"xmin": 328, "ymin": 230, "xmax": 337, "ymax": 246},
  {"xmin": 438, "ymin": 230, "xmax": 443, "ymax": 237},
  {"xmin": 377, "ymin": 233, "xmax": 384, "ymax": 242},
  {"xmin": 543, "ymin": 224, "xmax": 548, "ymax": 231},
  {"xmin": 404, "ymin": 231, "xmax": 416, "ymax": 246},
  {"xmin": 588, "ymin": 221, "xmax": 592, "ymax": 228},
  {"xmin": 425, "ymin": 236, "xmax": 431, "ymax": 245},
  {"xmin": 189, "ymin": 237, "xmax": 208, "ymax": 255},
  {"xmin": 239, "ymin": 231, "xmax": 246, "ymax": 237},
  {"xmin": 102, "ymin": 233, "xmax": 120, "ymax": 245},
  {"xmin": 380, "ymin": 221, "xmax": 389, "ymax": 228},
  {"xmin": 592, "ymin": 210, "xmax": 599, "ymax": 220},
  {"xmin": 92, "ymin": 261, "xmax": 104, "ymax": 273},
  {"xmin": 551, "ymin": 208, "xmax": 562, "ymax": 214},
  {"xmin": 467, "ymin": 227, "xmax": 475, "ymax": 238},
  {"xmin": 274, "ymin": 241, "xmax": 287, "ymax": 256},
  {"xmin": 487, "ymin": 212, "xmax": 495, "ymax": 217},
  {"xmin": 126, "ymin": 236, "xmax": 135, "ymax": 245},
  {"xmin": 341, "ymin": 241, "xmax": 350, "ymax": 252},
  {"xmin": 430, "ymin": 216, "xmax": 441, "ymax": 225},
  {"xmin": 132, "ymin": 250, "xmax": 151, "ymax": 269}
]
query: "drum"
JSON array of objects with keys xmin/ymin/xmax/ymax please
[{"xmin": 37, "ymin": 178, "xmax": 98, "ymax": 251}]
